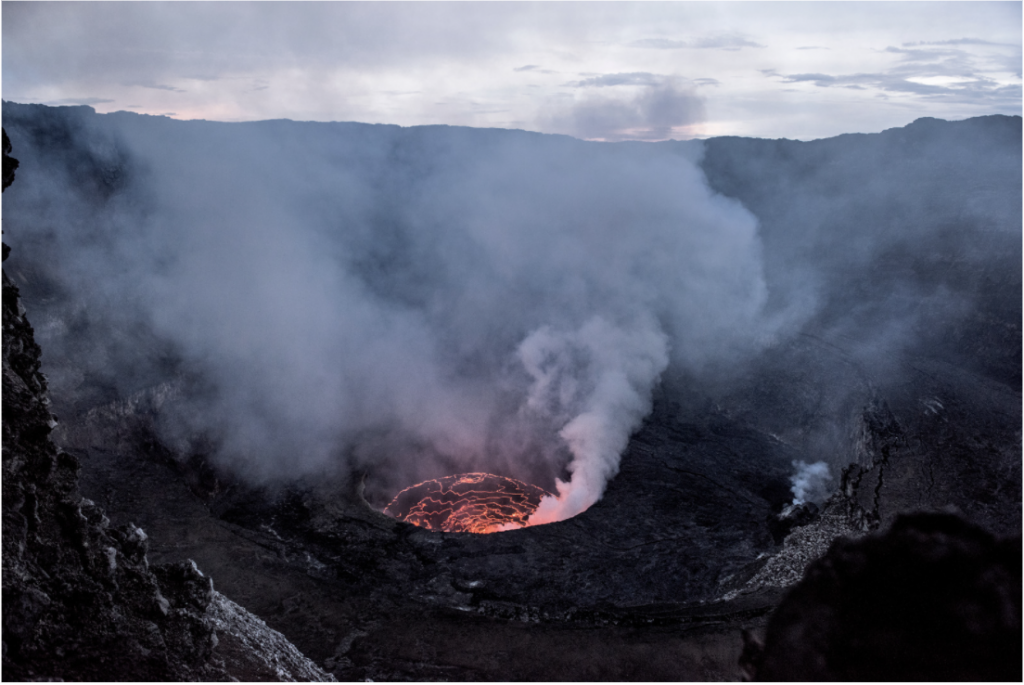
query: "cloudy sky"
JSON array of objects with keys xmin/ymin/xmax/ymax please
[{"xmin": 3, "ymin": 2, "xmax": 1021, "ymax": 140}]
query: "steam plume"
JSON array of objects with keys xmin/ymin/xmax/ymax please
[
  {"xmin": 4, "ymin": 106, "xmax": 768, "ymax": 520},
  {"xmin": 790, "ymin": 460, "xmax": 832, "ymax": 506}
]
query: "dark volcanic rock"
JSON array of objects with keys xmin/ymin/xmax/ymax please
[
  {"xmin": 55, "ymin": 378, "xmax": 793, "ymax": 680},
  {"xmin": 3, "ymin": 235, "xmax": 223, "ymax": 681},
  {"xmin": 1, "ymin": 129, "xmax": 332, "ymax": 682},
  {"xmin": 744, "ymin": 513, "xmax": 1021, "ymax": 681},
  {"xmin": 767, "ymin": 502, "xmax": 819, "ymax": 544},
  {"xmin": 3, "ymin": 128, "xmax": 18, "ymax": 191}
]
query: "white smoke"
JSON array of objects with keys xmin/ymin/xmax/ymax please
[
  {"xmin": 3, "ymin": 106, "xmax": 771, "ymax": 521},
  {"xmin": 518, "ymin": 316, "xmax": 669, "ymax": 523},
  {"xmin": 789, "ymin": 460, "xmax": 832, "ymax": 506}
]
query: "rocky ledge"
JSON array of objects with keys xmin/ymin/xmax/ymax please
[{"xmin": 744, "ymin": 512, "xmax": 1021, "ymax": 681}]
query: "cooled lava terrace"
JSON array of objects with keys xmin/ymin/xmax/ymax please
[{"xmin": 384, "ymin": 472, "xmax": 552, "ymax": 534}]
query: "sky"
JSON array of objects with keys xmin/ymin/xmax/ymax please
[{"xmin": 2, "ymin": 1, "xmax": 1021, "ymax": 141}]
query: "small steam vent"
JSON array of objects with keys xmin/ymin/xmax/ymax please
[{"xmin": 384, "ymin": 473, "xmax": 551, "ymax": 534}]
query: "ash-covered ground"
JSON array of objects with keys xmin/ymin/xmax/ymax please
[{"xmin": 3, "ymin": 105, "xmax": 1020, "ymax": 680}]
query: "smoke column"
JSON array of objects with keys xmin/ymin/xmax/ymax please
[
  {"xmin": 789, "ymin": 460, "xmax": 832, "ymax": 507},
  {"xmin": 3, "ymin": 107, "xmax": 770, "ymax": 521}
]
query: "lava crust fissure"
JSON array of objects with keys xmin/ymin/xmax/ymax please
[{"xmin": 384, "ymin": 473, "xmax": 552, "ymax": 534}]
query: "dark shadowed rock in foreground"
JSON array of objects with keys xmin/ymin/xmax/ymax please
[
  {"xmin": 742, "ymin": 513, "xmax": 1021, "ymax": 681},
  {"xmin": 1, "ymin": 131, "xmax": 332, "ymax": 682}
]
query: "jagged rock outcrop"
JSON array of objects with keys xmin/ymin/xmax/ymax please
[
  {"xmin": 741, "ymin": 513, "xmax": 1021, "ymax": 681},
  {"xmin": 205, "ymin": 589, "xmax": 339, "ymax": 681},
  {"xmin": 3, "ymin": 233, "xmax": 222, "ymax": 680},
  {"xmin": 1, "ymin": 130, "xmax": 332, "ymax": 682}
]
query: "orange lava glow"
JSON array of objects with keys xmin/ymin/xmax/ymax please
[{"xmin": 384, "ymin": 472, "xmax": 552, "ymax": 534}]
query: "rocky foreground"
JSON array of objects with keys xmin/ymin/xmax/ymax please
[{"xmin": 3, "ymin": 111, "xmax": 1021, "ymax": 680}]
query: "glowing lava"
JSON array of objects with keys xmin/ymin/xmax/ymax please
[{"xmin": 384, "ymin": 473, "xmax": 552, "ymax": 534}]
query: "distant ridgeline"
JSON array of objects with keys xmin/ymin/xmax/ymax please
[{"xmin": 702, "ymin": 113, "xmax": 1022, "ymax": 391}]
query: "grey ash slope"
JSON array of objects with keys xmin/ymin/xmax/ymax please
[{"xmin": 2, "ymin": 106, "xmax": 1020, "ymax": 680}]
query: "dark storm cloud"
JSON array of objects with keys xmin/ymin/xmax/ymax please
[
  {"xmin": 778, "ymin": 73, "xmax": 837, "ymax": 86},
  {"xmin": 690, "ymin": 34, "xmax": 765, "ymax": 50},
  {"xmin": 629, "ymin": 34, "xmax": 764, "ymax": 50},
  {"xmin": 545, "ymin": 77, "xmax": 705, "ymax": 141},
  {"xmin": 1, "ymin": 2, "xmax": 550, "ymax": 85},
  {"xmin": 43, "ymin": 97, "xmax": 116, "ymax": 106},
  {"xmin": 3, "ymin": 2, "xmax": 1018, "ymax": 137},
  {"xmin": 756, "ymin": 25, "xmax": 1020, "ymax": 115},
  {"xmin": 772, "ymin": 67, "xmax": 1021, "ymax": 107},
  {"xmin": 630, "ymin": 38, "xmax": 689, "ymax": 50},
  {"xmin": 564, "ymin": 72, "xmax": 664, "ymax": 88},
  {"xmin": 884, "ymin": 40, "xmax": 1024, "ymax": 82},
  {"xmin": 136, "ymin": 83, "xmax": 187, "ymax": 93},
  {"xmin": 885, "ymin": 40, "xmax": 1020, "ymax": 76},
  {"xmin": 904, "ymin": 38, "xmax": 1014, "ymax": 47},
  {"xmin": 883, "ymin": 45, "xmax": 970, "ymax": 63}
]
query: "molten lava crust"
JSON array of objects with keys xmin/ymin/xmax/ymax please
[{"xmin": 384, "ymin": 473, "xmax": 552, "ymax": 534}]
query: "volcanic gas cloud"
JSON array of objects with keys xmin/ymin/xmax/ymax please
[
  {"xmin": 384, "ymin": 473, "xmax": 552, "ymax": 534},
  {"xmin": 1, "ymin": 109, "xmax": 771, "ymax": 531}
]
